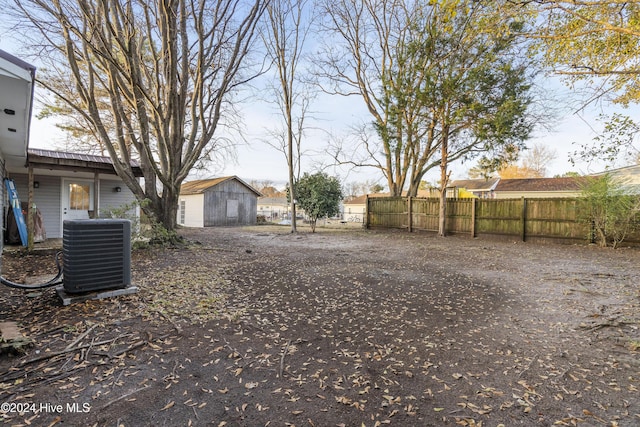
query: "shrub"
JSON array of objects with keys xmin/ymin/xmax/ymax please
[{"xmin": 579, "ymin": 174, "xmax": 640, "ymax": 248}]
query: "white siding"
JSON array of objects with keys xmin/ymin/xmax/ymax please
[
  {"xmin": 12, "ymin": 174, "xmax": 62, "ymax": 239},
  {"xmin": 10, "ymin": 174, "xmax": 137, "ymax": 238},
  {"xmin": 494, "ymin": 191, "xmax": 581, "ymax": 199},
  {"xmin": 180, "ymin": 194, "xmax": 204, "ymax": 227},
  {"xmin": 99, "ymin": 179, "xmax": 137, "ymax": 217}
]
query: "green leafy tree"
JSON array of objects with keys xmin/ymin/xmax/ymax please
[
  {"xmin": 318, "ymin": 0, "xmax": 537, "ymax": 236},
  {"xmin": 579, "ymin": 174, "xmax": 640, "ymax": 249},
  {"xmin": 530, "ymin": 2, "xmax": 640, "ymax": 168},
  {"xmin": 294, "ymin": 172, "xmax": 343, "ymax": 232},
  {"xmin": 532, "ymin": 1, "xmax": 640, "ymax": 106}
]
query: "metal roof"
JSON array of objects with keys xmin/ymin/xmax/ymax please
[
  {"xmin": 28, "ymin": 148, "xmax": 143, "ymax": 177},
  {"xmin": 181, "ymin": 176, "xmax": 262, "ymax": 196}
]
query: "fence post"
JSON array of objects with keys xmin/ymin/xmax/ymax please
[
  {"xmin": 471, "ymin": 198, "xmax": 476, "ymax": 238},
  {"xmin": 364, "ymin": 195, "xmax": 369, "ymax": 229},
  {"xmin": 521, "ymin": 196, "xmax": 527, "ymax": 242},
  {"xmin": 407, "ymin": 196, "xmax": 413, "ymax": 233}
]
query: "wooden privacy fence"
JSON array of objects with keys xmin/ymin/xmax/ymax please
[{"xmin": 365, "ymin": 196, "xmax": 605, "ymax": 244}]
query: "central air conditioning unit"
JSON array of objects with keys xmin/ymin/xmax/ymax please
[{"xmin": 62, "ymin": 219, "xmax": 132, "ymax": 294}]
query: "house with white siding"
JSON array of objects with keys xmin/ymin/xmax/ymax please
[
  {"xmin": 257, "ymin": 196, "xmax": 289, "ymax": 221},
  {"xmin": 0, "ymin": 49, "xmax": 35, "ymax": 250},
  {"xmin": 6, "ymin": 148, "xmax": 142, "ymax": 241},
  {"xmin": 450, "ymin": 177, "xmax": 587, "ymax": 199},
  {"xmin": 178, "ymin": 177, "xmax": 261, "ymax": 227},
  {"xmin": 591, "ymin": 164, "xmax": 640, "ymax": 193},
  {"xmin": 0, "ymin": 49, "xmax": 142, "ymax": 244}
]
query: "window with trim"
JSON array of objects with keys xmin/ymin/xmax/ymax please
[{"xmin": 69, "ymin": 184, "xmax": 91, "ymax": 210}]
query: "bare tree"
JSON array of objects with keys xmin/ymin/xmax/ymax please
[
  {"xmin": 261, "ymin": 0, "xmax": 313, "ymax": 232},
  {"xmin": 8, "ymin": 0, "xmax": 268, "ymax": 237},
  {"xmin": 521, "ymin": 143, "xmax": 557, "ymax": 177}
]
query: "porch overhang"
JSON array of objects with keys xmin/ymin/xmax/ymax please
[{"xmin": 27, "ymin": 148, "xmax": 144, "ymax": 177}]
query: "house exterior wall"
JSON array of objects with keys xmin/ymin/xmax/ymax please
[
  {"xmin": 99, "ymin": 179, "xmax": 136, "ymax": 215},
  {"xmin": 179, "ymin": 194, "xmax": 204, "ymax": 227},
  {"xmin": 344, "ymin": 203, "xmax": 366, "ymax": 221},
  {"xmin": 0, "ymin": 154, "xmax": 5, "ymax": 263},
  {"xmin": 203, "ymin": 179, "xmax": 257, "ymax": 226},
  {"xmin": 257, "ymin": 197, "xmax": 288, "ymax": 221},
  {"xmin": 10, "ymin": 173, "xmax": 137, "ymax": 239},
  {"xmin": 11, "ymin": 174, "xmax": 61, "ymax": 239}
]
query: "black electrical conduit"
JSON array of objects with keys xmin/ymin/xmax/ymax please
[{"xmin": 0, "ymin": 251, "xmax": 64, "ymax": 289}]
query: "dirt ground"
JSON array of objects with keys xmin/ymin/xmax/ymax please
[{"xmin": 0, "ymin": 225, "xmax": 639, "ymax": 427}]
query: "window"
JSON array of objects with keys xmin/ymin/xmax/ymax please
[
  {"xmin": 69, "ymin": 183, "xmax": 91, "ymax": 210},
  {"xmin": 180, "ymin": 200, "xmax": 186, "ymax": 225},
  {"xmin": 227, "ymin": 200, "xmax": 238, "ymax": 218}
]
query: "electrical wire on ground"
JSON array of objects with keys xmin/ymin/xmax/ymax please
[{"xmin": 0, "ymin": 251, "xmax": 63, "ymax": 289}]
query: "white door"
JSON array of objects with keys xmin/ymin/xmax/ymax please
[{"xmin": 62, "ymin": 179, "xmax": 94, "ymax": 224}]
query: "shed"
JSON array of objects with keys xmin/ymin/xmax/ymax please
[{"xmin": 178, "ymin": 176, "xmax": 261, "ymax": 227}]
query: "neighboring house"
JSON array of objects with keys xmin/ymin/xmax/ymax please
[
  {"xmin": 592, "ymin": 164, "xmax": 640, "ymax": 193},
  {"xmin": 448, "ymin": 178, "xmax": 500, "ymax": 198},
  {"xmin": 450, "ymin": 177, "xmax": 585, "ymax": 199},
  {"xmin": 492, "ymin": 177, "xmax": 585, "ymax": 199},
  {"xmin": 257, "ymin": 196, "xmax": 289, "ymax": 221},
  {"xmin": 343, "ymin": 195, "xmax": 367, "ymax": 222},
  {"xmin": 178, "ymin": 176, "xmax": 261, "ymax": 227},
  {"xmin": 1, "ymin": 49, "xmax": 142, "ymax": 243}
]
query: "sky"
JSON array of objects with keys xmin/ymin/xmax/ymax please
[
  {"xmin": 1, "ymin": 42, "xmax": 624, "ymax": 192},
  {"xmin": 24, "ymin": 75, "xmax": 617, "ymax": 190}
]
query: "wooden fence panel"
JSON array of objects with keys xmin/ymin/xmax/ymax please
[
  {"xmin": 367, "ymin": 197, "xmax": 407, "ymax": 229},
  {"xmin": 475, "ymin": 199, "xmax": 523, "ymax": 237},
  {"xmin": 447, "ymin": 199, "xmax": 473, "ymax": 234},
  {"xmin": 366, "ymin": 197, "xmax": 640, "ymax": 244},
  {"xmin": 410, "ymin": 198, "xmax": 439, "ymax": 231},
  {"xmin": 525, "ymin": 198, "xmax": 588, "ymax": 242},
  {"xmin": 366, "ymin": 196, "xmax": 640, "ymax": 245}
]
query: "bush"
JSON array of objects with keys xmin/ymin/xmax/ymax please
[
  {"xmin": 579, "ymin": 174, "xmax": 640, "ymax": 248},
  {"xmin": 100, "ymin": 199, "xmax": 183, "ymax": 248}
]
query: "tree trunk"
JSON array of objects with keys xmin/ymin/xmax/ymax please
[
  {"xmin": 438, "ymin": 130, "xmax": 450, "ymax": 237},
  {"xmin": 438, "ymin": 186, "xmax": 447, "ymax": 237},
  {"xmin": 160, "ymin": 188, "xmax": 179, "ymax": 233}
]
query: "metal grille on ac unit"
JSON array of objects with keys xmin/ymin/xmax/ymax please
[{"xmin": 62, "ymin": 219, "xmax": 131, "ymax": 294}]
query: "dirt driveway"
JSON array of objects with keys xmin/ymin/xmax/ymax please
[{"xmin": 1, "ymin": 225, "xmax": 639, "ymax": 426}]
